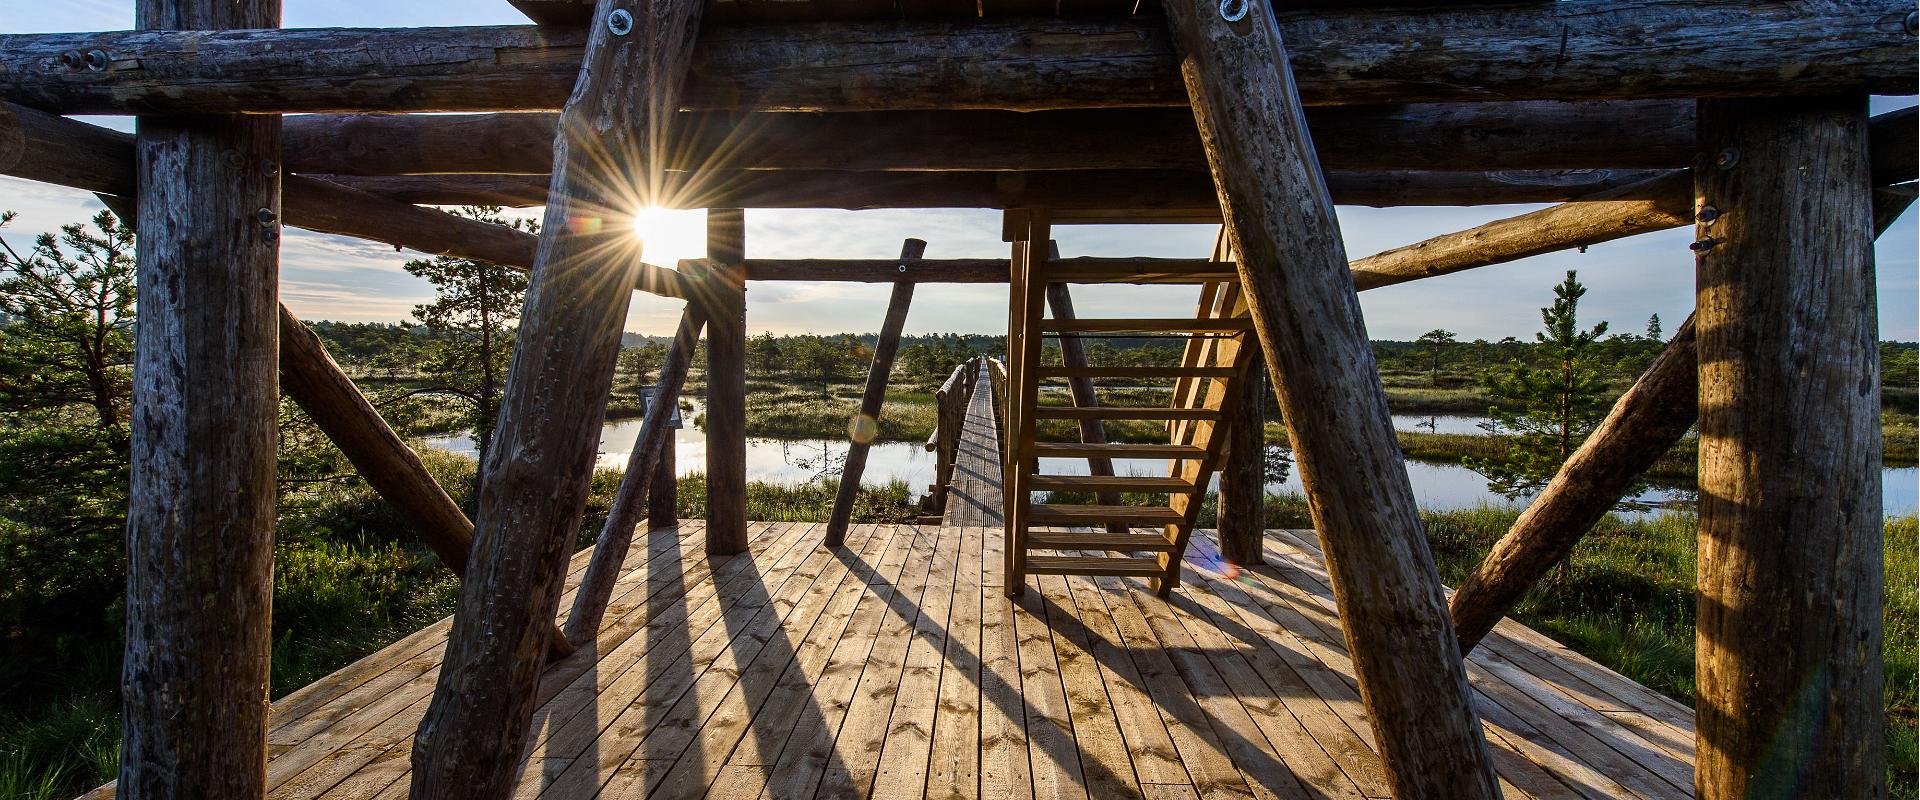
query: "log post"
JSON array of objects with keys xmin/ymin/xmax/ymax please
[
  {"xmin": 118, "ymin": 0, "xmax": 281, "ymax": 795},
  {"xmin": 826, "ymin": 238, "xmax": 927, "ymax": 546},
  {"xmin": 564, "ymin": 305, "xmax": 706, "ymax": 645},
  {"xmin": 1693, "ymin": 95, "xmax": 1883, "ymax": 800},
  {"xmin": 647, "ymin": 435, "xmax": 678, "ymax": 529},
  {"xmin": 703, "ymin": 208, "xmax": 749, "ymax": 555},
  {"xmin": 409, "ymin": 0, "xmax": 705, "ymax": 793},
  {"xmin": 1041, "ymin": 274, "xmax": 1125, "ymax": 531},
  {"xmin": 1218, "ymin": 360, "xmax": 1266, "ymax": 566},
  {"xmin": 1160, "ymin": 0, "xmax": 1500, "ymax": 795}
]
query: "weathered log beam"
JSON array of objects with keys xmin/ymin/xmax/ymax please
[
  {"xmin": 409, "ymin": 0, "xmax": 705, "ymax": 793},
  {"xmin": 565, "ymin": 305, "xmax": 706, "ymax": 646},
  {"xmin": 117, "ymin": 0, "xmax": 279, "ymax": 795},
  {"xmin": 3, "ymin": 2, "xmax": 1909, "ymax": 114},
  {"xmin": 279, "ymin": 102, "xmax": 1699, "ymax": 175},
  {"xmin": 1693, "ymin": 95, "xmax": 1884, "ymax": 800},
  {"xmin": 1351, "ymin": 106, "xmax": 1918, "ymax": 290},
  {"xmin": 826, "ymin": 238, "xmax": 925, "ymax": 546},
  {"xmin": 0, "ymin": 101, "xmax": 542, "ymax": 271},
  {"xmin": 314, "ymin": 167, "xmax": 1671, "ymax": 210},
  {"xmin": 1162, "ymin": 0, "xmax": 1500, "ymax": 794},
  {"xmin": 703, "ymin": 208, "xmax": 749, "ymax": 555}
]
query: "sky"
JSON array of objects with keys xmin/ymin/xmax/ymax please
[{"xmin": 5, "ymin": 2, "xmax": 1916, "ymax": 342}]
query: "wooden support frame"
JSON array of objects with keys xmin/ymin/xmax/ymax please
[
  {"xmin": 1218, "ymin": 359, "xmax": 1265, "ymax": 566},
  {"xmin": 4, "ymin": 2, "xmax": 1911, "ymax": 115},
  {"xmin": 1002, "ymin": 210, "xmax": 1050, "ymax": 596},
  {"xmin": 117, "ymin": 0, "xmax": 281, "ymax": 795},
  {"xmin": 703, "ymin": 208, "xmax": 749, "ymax": 555},
  {"xmin": 826, "ymin": 238, "xmax": 927, "ymax": 546},
  {"xmin": 276, "ymin": 102, "xmax": 1702, "ymax": 176},
  {"xmin": 1692, "ymin": 95, "xmax": 1884, "ymax": 800},
  {"xmin": 646, "ymin": 434, "xmax": 678, "ymax": 529},
  {"xmin": 565, "ymin": 304, "xmax": 706, "ymax": 646},
  {"xmin": 1041, "ymin": 274, "xmax": 1123, "ymax": 532},
  {"xmin": 409, "ymin": 0, "xmax": 706, "ymax": 793},
  {"xmin": 1160, "ymin": 0, "xmax": 1500, "ymax": 793}
]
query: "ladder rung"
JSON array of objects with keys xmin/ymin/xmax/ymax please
[
  {"xmin": 1034, "ymin": 406, "xmax": 1220, "ymax": 421},
  {"xmin": 1039, "ymin": 258, "xmax": 1238, "ymax": 284},
  {"xmin": 1029, "ymin": 475, "xmax": 1194, "ymax": 493},
  {"xmin": 1031, "ymin": 442, "xmax": 1206, "ymax": 459},
  {"xmin": 1030, "ymin": 504, "xmax": 1185, "ymax": 526},
  {"xmin": 1037, "ymin": 365, "xmax": 1237, "ymax": 379},
  {"xmin": 1041, "ymin": 318, "xmax": 1254, "ymax": 334},
  {"xmin": 1025, "ymin": 530, "xmax": 1178, "ymax": 552},
  {"xmin": 1025, "ymin": 555, "xmax": 1167, "ymax": 577}
]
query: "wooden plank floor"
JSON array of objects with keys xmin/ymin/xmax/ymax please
[
  {"xmin": 206, "ymin": 521, "xmax": 1694, "ymax": 800},
  {"xmin": 942, "ymin": 366, "xmax": 1002, "ymax": 528}
]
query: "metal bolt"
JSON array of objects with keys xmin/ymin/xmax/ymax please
[
  {"xmin": 1906, "ymin": 10, "xmax": 1917, "ymax": 36},
  {"xmin": 1218, "ymin": 0, "xmax": 1247, "ymax": 22},
  {"xmin": 1689, "ymin": 237, "xmax": 1719, "ymax": 253},
  {"xmin": 898, "ymin": 263, "xmax": 908, "ymax": 273},
  {"xmin": 256, "ymin": 208, "xmax": 278, "ymax": 227},
  {"xmin": 1715, "ymin": 148, "xmax": 1740, "ymax": 170},
  {"xmin": 58, "ymin": 50, "xmax": 85, "ymax": 70},
  {"xmin": 260, "ymin": 158, "xmax": 279, "ymax": 176},
  {"xmin": 84, "ymin": 49, "xmax": 111, "ymax": 71},
  {"xmin": 1696, "ymin": 205, "xmax": 1721, "ymax": 223},
  {"xmin": 607, "ymin": 8, "xmax": 634, "ymax": 36}
]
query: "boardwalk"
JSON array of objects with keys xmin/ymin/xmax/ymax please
[
  {"xmin": 942, "ymin": 366, "xmax": 1002, "ymax": 528},
  {"xmin": 125, "ymin": 519, "xmax": 1696, "ymax": 800}
]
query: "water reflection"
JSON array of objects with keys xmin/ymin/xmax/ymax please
[{"xmin": 417, "ymin": 417, "xmax": 1919, "ymax": 517}]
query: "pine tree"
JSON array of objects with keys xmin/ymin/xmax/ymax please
[
  {"xmin": 1645, "ymin": 313, "xmax": 1662, "ymax": 342},
  {"xmin": 0, "ymin": 210, "xmax": 136, "ymax": 435},
  {"xmin": 1465, "ymin": 271, "xmax": 1611, "ymax": 499},
  {"xmin": 401, "ymin": 207, "xmax": 531, "ymax": 465},
  {"xmin": 1415, "ymin": 329, "xmax": 1457, "ymax": 386}
]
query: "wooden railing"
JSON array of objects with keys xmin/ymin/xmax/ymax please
[{"xmin": 920, "ymin": 359, "xmax": 976, "ymax": 514}]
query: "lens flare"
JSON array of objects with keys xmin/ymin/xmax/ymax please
[{"xmin": 847, "ymin": 413, "xmax": 879, "ymax": 445}]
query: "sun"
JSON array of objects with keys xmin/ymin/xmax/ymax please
[{"xmin": 630, "ymin": 207, "xmax": 710, "ymax": 269}]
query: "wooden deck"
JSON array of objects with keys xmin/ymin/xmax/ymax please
[
  {"xmin": 218, "ymin": 520, "xmax": 1694, "ymax": 800},
  {"xmin": 942, "ymin": 365, "xmax": 1002, "ymax": 528}
]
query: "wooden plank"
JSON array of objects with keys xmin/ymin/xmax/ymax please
[
  {"xmin": 1031, "ymin": 505, "xmax": 1183, "ymax": 526},
  {"xmin": 1026, "ymin": 556, "xmax": 1167, "ymax": 577},
  {"xmin": 979, "ymin": 526, "xmax": 1037, "ymax": 800},
  {"xmin": 925, "ymin": 525, "xmax": 986, "ymax": 800},
  {"xmin": 815, "ymin": 524, "xmax": 948, "ymax": 797},
  {"xmin": 1034, "ymin": 406, "xmax": 1222, "ymax": 421},
  {"xmin": 1040, "ymin": 259, "xmax": 1239, "ymax": 284},
  {"xmin": 1044, "ymin": 280, "xmax": 1122, "ymax": 523},
  {"xmin": 640, "ymin": 520, "xmax": 891, "ymax": 798},
  {"xmin": 1041, "ymin": 318, "xmax": 1254, "ymax": 334},
  {"xmin": 1029, "ymin": 475, "xmax": 1193, "ymax": 493},
  {"xmin": 1025, "ymin": 530, "xmax": 1177, "ymax": 553},
  {"xmin": 944, "ymin": 365, "xmax": 1006, "ymax": 528},
  {"xmin": 870, "ymin": 522, "xmax": 964, "ymax": 798},
  {"xmin": 1058, "ymin": 572, "xmax": 1193, "ymax": 789},
  {"xmin": 1033, "ymin": 571, "xmax": 1145, "ymax": 799},
  {"xmin": 1036, "ymin": 365, "xmax": 1236, "ymax": 380},
  {"xmin": 117, "ymin": 0, "xmax": 281, "ymax": 793},
  {"xmin": 7, "ymin": 4, "xmax": 1913, "ymax": 114},
  {"xmin": 1032, "ymin": 442, "xmax": 1204, "ymax": 459},
  {"xmin": 1010, "ymin": 560, "xmax": 1091, "ymax": 800}
]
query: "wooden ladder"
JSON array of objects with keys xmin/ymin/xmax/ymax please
[{"xmin": 1003, "ymin": 213, "xmax": 1258, "ymax": 597}]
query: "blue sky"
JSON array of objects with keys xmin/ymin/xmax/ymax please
[{"xmin": 5, "ymin": 2, "xmax": 1915, "ymax": 342}]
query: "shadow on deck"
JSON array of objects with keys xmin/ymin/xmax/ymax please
[{"xmin": 212, "ymin": 520, "xmax": 1694, "ymax": 800}]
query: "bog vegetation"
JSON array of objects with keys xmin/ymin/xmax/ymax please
[{"xmin": 0, "ymin": 209, "xmax": 1914, "ymax": 797}]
